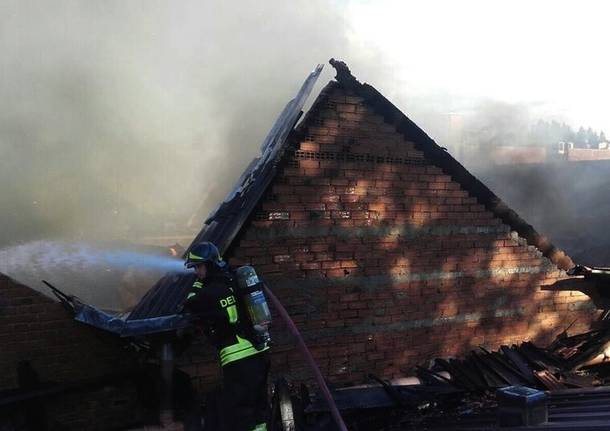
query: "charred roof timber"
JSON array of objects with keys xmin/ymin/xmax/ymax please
[
  {"xmin": 187, "ymin": 64, "xmax": 324, "ymax": 256},
  {"xmin": 129, "ymin": 64, "xmax": 325, "ymax": 320}
]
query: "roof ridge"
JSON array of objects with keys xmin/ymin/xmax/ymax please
[{"xmin": 329, "ymin": 59, "xmax": 573, "ymax": 271}]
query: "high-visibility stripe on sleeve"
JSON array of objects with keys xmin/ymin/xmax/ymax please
[{"xmin": 187, "ymin": 281, "xmax": 203, "ymax": 300}]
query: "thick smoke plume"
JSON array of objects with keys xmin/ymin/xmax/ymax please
[
  {"xmin": 3, "ymin": 1, "xmax": 608, "ymax": 291},
  {"xmin": 444, "ymin": 101, "xmax": 610, "ymax": 267},
  {"xmin": 0, "ymin": 1, "xmax": 388, "ymax": 247}
]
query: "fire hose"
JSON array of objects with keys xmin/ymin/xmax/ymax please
[{"xmin": 263, "ymin": 285, "xmax": 349, "ymax": 431}]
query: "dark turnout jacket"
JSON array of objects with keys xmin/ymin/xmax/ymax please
[{"xmin": 183, "ymin": 267, "xmax": 268, "ymax": 366}]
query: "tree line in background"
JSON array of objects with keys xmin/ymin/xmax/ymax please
[
  {"xmin": 529, "ymin": 120, "xmax": 607, "ymax": 148},
  {"xmin": 458, "ymin": 101, "xmax": 608, "ymax": 151}
]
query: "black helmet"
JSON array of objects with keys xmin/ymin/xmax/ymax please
[{"xmin": 185, "ymin": 242, "xmax": 224, "ymax": 269}]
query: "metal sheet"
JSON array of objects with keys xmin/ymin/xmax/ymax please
[
  {"xmin": 125, "ymin": 65, "xmax": 324, "ymax": 324},
  {"xmin": 190, "ymin": 64, "xmax": 324, "ymax": 255},
  {"xmin": 74, "ymin": 303, "xmax": 189, "ymax": 336}
]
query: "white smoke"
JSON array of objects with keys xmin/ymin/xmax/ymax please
[
  {"xmin": 0, "ymin": 240, "xmax": 186, "ymax": 310},
  {"xmin": 0, "ymin": 1, "xmax": 385, "ymax": 246}
]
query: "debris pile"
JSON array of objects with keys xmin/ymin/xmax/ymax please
[
  {"xmin": 288, "ymin": 323, "xmax": 610, "ymax": 430},
  {"xmin": 419, "ymin": 339, "xmax": 598, "ymax": 393}
]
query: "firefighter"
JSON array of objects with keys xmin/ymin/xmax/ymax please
[{"xmin": 183, "ymin": 241, "xmax": 270, "ymax": 431}]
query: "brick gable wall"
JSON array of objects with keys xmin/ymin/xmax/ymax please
[
  {"xmin": 177, "ymin": 84, "xmax": 597, "ymax": 392},
  {"xmin": 0, "ymin": 273, "xmax": 139, "ymax": 429},
  {"xmin": 218, "ymin": 85, "xmax": 597, "ymax": 385}
]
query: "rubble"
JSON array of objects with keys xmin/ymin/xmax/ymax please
[{"xmin": 290, "ymin": 320, "xmax": 610, "ymax": 430}]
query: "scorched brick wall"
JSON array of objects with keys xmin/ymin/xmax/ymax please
[{"xmin": 189, "ymin": 84, "xmax": 597, "ymax": 387}]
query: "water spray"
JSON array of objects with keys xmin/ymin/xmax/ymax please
[
  {"xmin": 0, "ymin": 240, "xmax": 186, "ymax": 309},
  {"xmin": 0, "ymin": 240, "xmax": 187, "ymax": 274}
]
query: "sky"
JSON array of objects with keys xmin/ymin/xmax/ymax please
[
  {"xmin": 1, "ymin": 0, "xmax": 609, "ymax": 246},
  {"xmin": 347, "ymin": 0, "xmax": 610, "ymax": 130}
]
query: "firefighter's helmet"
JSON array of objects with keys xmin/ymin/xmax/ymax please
[{"xmin": 184, "ymin": 242, "xmax": 224, "ymax": 268}]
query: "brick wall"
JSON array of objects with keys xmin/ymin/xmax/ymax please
[
  {"xmin": 183, "ymin": 84, "xmax": 598, "ymax": 389},
  {"xmin": 0, "ymin": 273, "xmax": 139, "ymax": 430},
  {"xmin": 567, "ymin": 147, "xmax": 610, "ymax": 161}
]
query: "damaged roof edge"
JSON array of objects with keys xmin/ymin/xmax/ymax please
[
  {"xmin": 327, "ymin": 58, "xmax": 574, "ymax": 271},
  {"xmin": 127, "ymin": 66, "xmax": 327, "ymax": 322},
  {"xmin": 186, "ymin": 64, "xmax": 324, "ymax": 256}
]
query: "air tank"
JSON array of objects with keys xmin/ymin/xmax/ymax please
[{"xmin": 235, "ymin": 265, "xmax": 272, "ymax": 347}]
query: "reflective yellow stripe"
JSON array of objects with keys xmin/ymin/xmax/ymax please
[
  {"xmin": 188, "ymin": 252, "xmax": 203, "ymax": 260},
  {"xmin": 187, "ymin": 281, "xmax": 203, "ymax": 300},
  {"xmin": 226, "ymin": 304, "xmax": 238, "ymax": 324},
  {"xmin": 219, "ymin": 336, "xmax": 268, "ymax": 366},
  {"xmin": 252, "ymin": 423, "xmax": 267, "ymax": 431}
]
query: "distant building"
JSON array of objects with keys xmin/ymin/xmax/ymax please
[
  {"xmin": 566, "ymin": 147, "xmax": 610, "ymax": 161},
  {"xmin": 557, "ymin": 141, "xmax": 574, "ymax": 155}
]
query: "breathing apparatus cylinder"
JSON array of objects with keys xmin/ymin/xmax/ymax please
[{"xmin": 234, "ymin": 266, "xmax": 272, "ymax": 348}]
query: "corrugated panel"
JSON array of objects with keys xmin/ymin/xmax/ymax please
[
  {"xmin": 127, "ymin": 272, "xmax": 195, "ymax": 320},
  {"xmin": 189, "ymin": 64, "xmax": 324, "ymax": 255},
  {"xmin": 127, "ymin": 65, "xmax": 324, "ymax": 321}
]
